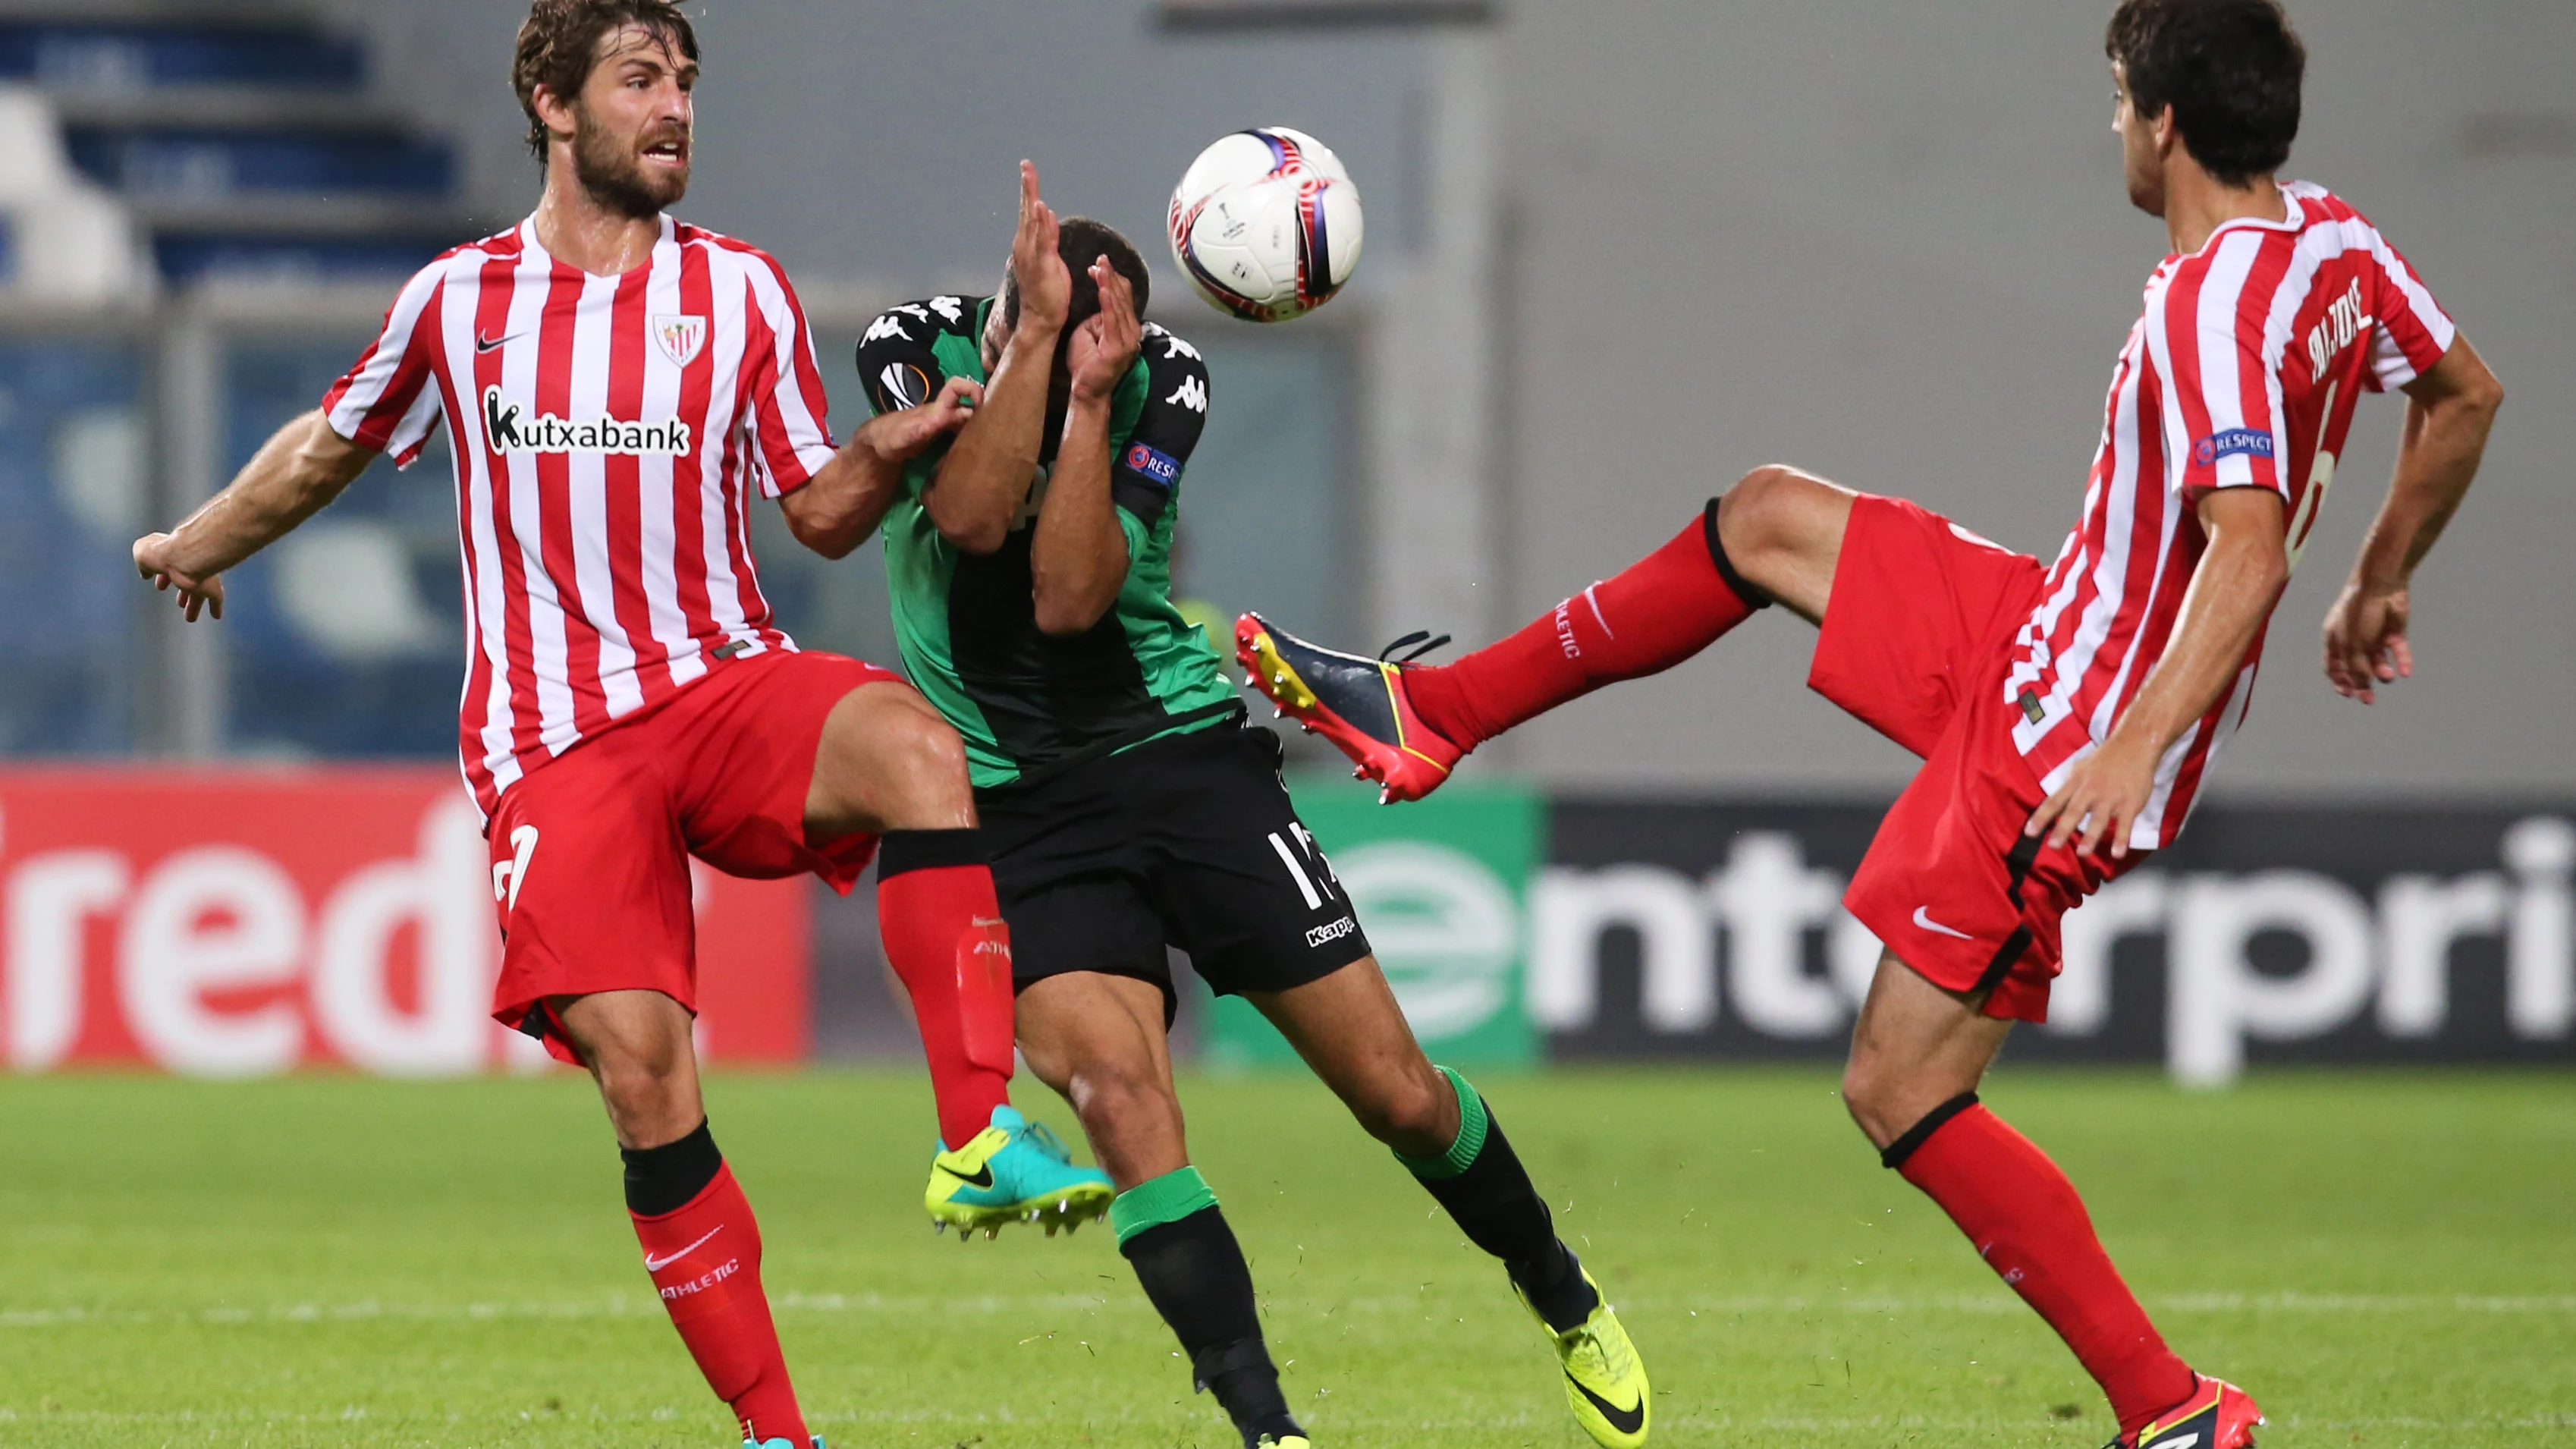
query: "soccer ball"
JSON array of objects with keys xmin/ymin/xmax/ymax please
[{"xmin": 1167, "ymin": 127, "xmax": 1363, "ymax": 323}]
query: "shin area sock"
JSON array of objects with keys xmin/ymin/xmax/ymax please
[
  {"xmin": 1114, "ymin": 1168, "xmax": 1301, "ymax": 1449},
  {"xmin": 877, "ymin": 828, "xmax": 1016, "ymax": 1149},
  {"xmin": 1398, "ymin": 1067, "xmax": 1599, "ymax": 1332},
  {"xmin": 1888, "ymin": 1095, "xmax": 2197, "ymax": 1436},
  {"xmin": 624, "ymin": 1124, "xmax": 808, "ymax": 1445},
  {"xmin": 1403, "ymin": 502, "xmax": 1766, "ymax": 750}
]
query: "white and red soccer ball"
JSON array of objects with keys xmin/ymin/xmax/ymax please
[{"xmin": 1167, "ymin": 126, "xmax": 1363, "ymax": 323}]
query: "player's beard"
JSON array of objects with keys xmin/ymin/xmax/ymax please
[{"xmin": 570, "ymin": 109, "xmax": 688, "ymax": 219}]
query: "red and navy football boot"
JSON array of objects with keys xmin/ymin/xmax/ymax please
[
  {"xmin": 2109, "ymin": 1376, "xmax": 2264, "ymax": 1449},
  {"xmin": 1235, "ymin": 613, "xmax": 1463, "ymax": 803}
]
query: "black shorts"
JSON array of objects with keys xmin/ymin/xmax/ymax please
[{"xmin": 976, "ymin": 723, "xmax": 1373, "ymax": 1021}]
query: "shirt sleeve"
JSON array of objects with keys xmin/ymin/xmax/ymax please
[
  {"xmin": 319, "ymin": 262, "xmax": 448, "ymax": 468},
  {"xmin": 2361, "ymin": 228, "xmax": 2457, "ymax": 393},
  {"xmin": 2170, "ymin": 241, "xmax": 2292, "ymax": 501},
  {"xmin": 738, "ymin": 256, "xmax": 840, "ymax": 498},
  {"xmin": 1114, "ymin": 325, "xmax": 1211, "ymax": 527}
]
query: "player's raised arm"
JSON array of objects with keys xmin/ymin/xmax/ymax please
[
  {"xmin": 2323, "ymin": 336, "xmax": 2503, "ymax": 704},
  {"xmin": 781, "ymin": 373, "xmax": 985, "ymax": 558},
  {"xmin": 1030, "ymin": 256, "xmax": 1142, "ymax": 634},
  {"xmin": 922, "ymin": 162, "xmax": 1069, "ymax": 555},
  {"xmin": 132, "ymin": 410, "xmax": 378, "ymax": 621}
]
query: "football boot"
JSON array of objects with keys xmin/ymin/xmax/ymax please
[
  {"xmin": 1519, "ymin": 1266, "xmax": 1651, "ymax": 1449},
  {"xmin": 1235, "ymin": 613, "xmax": 1462, "ymax": 803},
  {"xmin": 2109, "ymin": 1376, "xmax": 2264, "ymax": 1449},
  {"xmin": 925, "ymin": 1105, "xmax": 1114, "ymax": 1238}
]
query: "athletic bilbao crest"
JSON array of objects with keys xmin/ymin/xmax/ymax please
[{"xmin": 652, "ymin": 313, "xmax": 707, "ymax": 368}]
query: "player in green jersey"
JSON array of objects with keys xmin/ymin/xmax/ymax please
[{"xmin": 844, "ymin": 163, "xmax": 1650, "ymax": 1449}]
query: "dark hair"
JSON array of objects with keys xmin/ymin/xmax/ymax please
[
  {"xmin": 1001, "ymin": 217, "xmax": 1153, "ymax": 333},
  {"xmin": 513, "ymin": 0, "xmax": 699, "ymax": 159},
  {"xmin": 2106, "ymin": 0, "xmax": 2304, "ymax": 187}
]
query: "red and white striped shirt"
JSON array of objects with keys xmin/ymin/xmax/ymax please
[
  {"xmin": 2003, "ymin": 182, "xmax": 2454, "ymax": 850},
  {"xmin": 321, "ymin": 215, "xmax": 839, "ymax": 815}
]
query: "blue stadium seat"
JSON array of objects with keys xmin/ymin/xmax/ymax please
[
  {"xmin": 7, "ymin": 5, "xmax": 471, "ymax": 283},
  {"xmin": 0, "ymin": 17, "xmax": 364, "ymax": 91}
]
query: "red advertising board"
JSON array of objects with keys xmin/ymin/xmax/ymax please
[{"xmin": 0, "ymin": 767, "xmax": 809, "ymax": 1073}]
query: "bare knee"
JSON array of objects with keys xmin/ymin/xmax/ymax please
[
  {"xmin": 1348, "ymin": 1063, "xmax": 1456, "ymax": 1157},
  {"xmin": 1716, "ymin": 464, "xmax": 1817, "ymax": 563},
  {"xmin": 1066, "ymin": 1057, "xmax": 1174, "ymax": 1127},
  {"xmin": 815, "ymin": 686, "xmax": 972, "ymax": 833},
  {"xmin": 1839, "ymin": 1053, "xmax": 1907, "ymax": 1150},
  {"xmin": 567, "ymin": 1001, "xmax": 701, "ymax": 1149},
  {"xmin": 878, "ymin": 706, "xmax": 969, "ymax": 806}
]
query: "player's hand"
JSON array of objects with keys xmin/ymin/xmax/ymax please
[
  {"xmin": 134, "ymin": 531, "xmax": 225, "ymax": 621},
  {"xmin": 1010, "ymin": 160, "xmax": 1069, "ymax": 334},
  {"xmin": 1066, "ymin": 257, "xmax": 1142, "ymax": 406},
  {"xmin": 863, "ymin": 375, "xmax": 985, "ymax": 460},
  {"xmin": 2322, "ymin": 577, "xmax": 2411, "ymax": 705},
  {"xmin": 2024, "ymin": 731, "xmax": 2157, "ymax": 860}
]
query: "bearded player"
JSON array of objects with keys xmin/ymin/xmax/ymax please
[
  {"xmin": 1239, "ymin": 2, "xmax": 2501, "ymax": 1446},
  {"xmin": 129, "ymin": 4, "xmax": 1111, "ymax": 1444},
  {"xmin": 843, "ymin": 167, "xmax": 1648, "ymax": 1449}
]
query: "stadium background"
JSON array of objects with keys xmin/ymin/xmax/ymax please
[
  {"xmin": 1, "ymin": 0, "xmax": 2565, "ymax": 1083},
  {"xmin": 0, "ymin": 5, "xmax": 2569, "ymax": 1447}
]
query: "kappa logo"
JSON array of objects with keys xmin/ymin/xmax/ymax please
[
  {"xmin": 927, "ymin": 295, "xmax": 965, "ymax": 324},
  {"xmin": 1145, "ymin": 325, "xmax": 1201, "ymax": 362},
  {"xmin": 1305, "ymin": 914, "xmax": 1358, "ymax": 949},
  {"xmin": 651, "ymin": 313, "xmax": 705, "ymax": 368},
  {"xmin": 1164, "ymin": 373, "xmax": 1208, "ymax": 413},
  {"xmin": 862, "ymin": 311, "xmax": 912, "ymax": 344},
  {"xmin": 2191, "ymin": 428, "xmax": 2274, "ymax": 467},
  {"xmin": 482, "ymin": 386, "xmax": 691, "ymax": 456}
]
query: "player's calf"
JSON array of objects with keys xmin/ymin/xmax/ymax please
[{"xmin": 558, "ymin": 996, "xmax": 812, "ymax": 1447}]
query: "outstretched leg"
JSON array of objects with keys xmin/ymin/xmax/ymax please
[
  {"xmin": 558, "ymin": 989, "xmax": 809, "ymax": 1448},
  {"xmin": 1253, "ymin": 959, "xmax": 1651, "ymax": 1449},
  {"xmin": 1239, "ymin": 467, "xmax": 1855, "ymax": 801},
  {"xmin": 1843, "ymin": 954, "xmax": 2203, "ymax": 1441},
  {"xmin": 1016, "ymin": 970, "xmax": 1305, "ymax": 1449},
  {"xmin": 1406, "ymin": 466, "xmax": 1855, "ymax": 750}
]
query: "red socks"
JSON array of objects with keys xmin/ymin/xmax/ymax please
[
  {"xmin": 876, "ymin": 830, "xmax": 1016, "ymax": 1149},
  {"xmin": 631, "ymin": 1163, "xmax": 807, "ymax": 1445},
  {"xmin": 1405, "ymin": 506, "xmax": 1764, "ymax": 750},
  {"xmin": 1892, "ymin": 1099, "xmax": 2197, "ymax": 1436}
]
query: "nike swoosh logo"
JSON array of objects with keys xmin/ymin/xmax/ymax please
[
  {"xmin": 642, "ymin": 1224, "xmax": 721, "ymax": 1273},
  {"xmin": 941, "ymin": 1161, "xmax": 995, "ymax": 1190},
  {"xmin": 1567, "ymin": 1375, "xmax": 1645, "ymax": 1437},
  {"xmin": 2146, "ymin": 1435, "xmax": 2200, "ymax": 1449},
  {"xmin": 1912, "ymin": 906, "xmax": 1975, "ymax": 941},
  {"xmin": 475, "ymin": 330, "xmax": 524, "ymax": 354}
]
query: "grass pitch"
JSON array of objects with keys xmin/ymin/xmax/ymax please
[{"xmin": 2, "ymin": 1068, "xmax": 2570, "ymax": 1448}]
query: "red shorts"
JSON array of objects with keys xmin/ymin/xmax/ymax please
[
  {"xmin": 485, "ymin": 649, "xmax": 906, "ymax": 1061},
  {"xmin": 1810, "ymin": 496, "xmax": 2131, "ymax": 1023}
]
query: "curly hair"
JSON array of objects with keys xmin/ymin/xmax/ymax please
[
  {"xmin": 511, "ymin": 0, "xmax": 699, "ymax": 159},
  {"xmin": 2106, "ymin": 0, "xmax": 2304, "ymax": 187}
]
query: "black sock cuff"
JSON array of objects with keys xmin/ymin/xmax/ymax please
[
  {"xmin": 1879, "ymin": 1091, "xmax": 1980, "ymax": 1171},
  {"xmin": 622, "ymin": 1118, "xmax": 723, "ymax": 1216},
  {"xmin": 1701, "ymin": 495, "xmax": 1775, "ymax": 610},
  {"xmin": 1117, "ymin": 1199, "xmax": 1228, "ymax": 1260},
  {"xmin": 878, "ymin": 828, "xmax": 987, "ymax": 879}
]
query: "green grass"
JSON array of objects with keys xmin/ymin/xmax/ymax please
[{"xmin": 2, "ymin": 1068, "xmax": 2571, "ymax": 1448}]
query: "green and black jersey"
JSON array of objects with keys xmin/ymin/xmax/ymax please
[{"xmin": 857, "ymin": 295, "xmax": 1238, "ymax": 789}]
